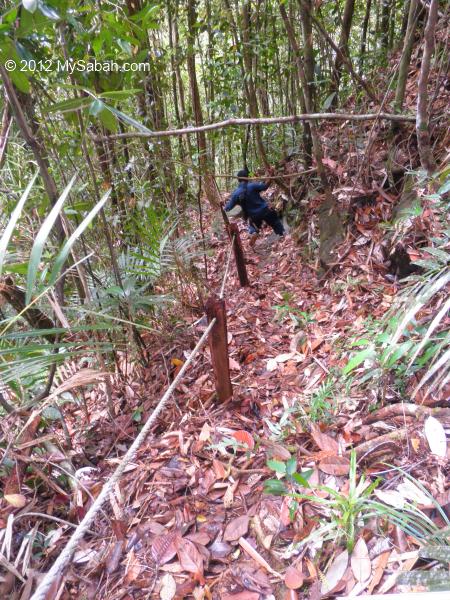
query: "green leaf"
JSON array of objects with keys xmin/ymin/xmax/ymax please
[
  {"xmin": 98, "ymin": 106, "xmax": 118, "ymax": 132},
  {"xmin": 42, "ymin": 406, "xmax": 62, "ymax": 420},
  {"xmin": 26, "ymin": 175, "xmax": 77, "ymax": 304},
  {"xmin": 263, "ymin": 479, "xmax": 287, "ymax": 495},
  {"xmin": 292, "ymin": 470, "xmax": 313, "ymax": 487},
  {"xmin": 100, "ymin": 89, "xmax": 140, "ymax": 100},
  {"xmin": 89, "ymin": 99, "xmax": 104, "ymax": 116},
  {"xmin": 322, "ymin": 92, "xmax": 336, "ymax": 110},
  {"xmin": 343, "ymin": 347, "xmax": 376, "ymax": 375},
  {"xmin": 48, "ymin": 188, "xmax": 111, "ymax": 289},
  {"xmin": 0, "ymin": 172, "xmax": 38, "ymax": 277},
  {"xmin": 45, "ymin": 96, "xmax": 93, "ymax": 114},
  {"xmin": 38, "ymin": 1, "xmax": 60, "ymax": 20},
  {"xmin": 286, "ymin": 457, "xmax": 297, "ymax": 476},
  {"xmin": 106, "ymin": 105, "xmax": 153, "ymax": 133},
  {"xmin": 267, "ymin": 459, "xmax": 286, "ymax": 474}
]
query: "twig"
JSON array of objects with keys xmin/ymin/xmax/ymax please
[{"xmin": 93, "ymin": 113, "xmax": 416, "ymax": 141}]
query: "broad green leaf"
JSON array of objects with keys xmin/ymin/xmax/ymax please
[
  {"xmin": 322, "ymin": 92, "xmax": 336, "ymax": 110},
  {"xmin": 48, "ymin": 189, "xmax": 111, "ymax": 288},
  {"xmin": 106, "ymin": 105, "xmax": 153, "ymax": 133},
  {"xmin": 267, "ymin": 459, "xmax": 286, "ymax": 474},
  {"xmin": 343, "ymin": 347, "xmax": 376, "ymax": 375},
  {"xmin": 100, "ymin": 89, "xmax": 140, "ymax": 100},
  {"xmin": 263, "ymin": 479, "xmax": 287, "ymax": 495},
  {"xmin": 292, "ymin": 470, "xmax": 313, "ymax": 487},
  {"xmin": 89, "ymin": 99, "xmax": 104, "ymax": 116},
  {"xmin": 0, "ymin": 172, "xmax": 38, "ymax": 276},
  {"xmin": 286, "ymin": 457, "xmax": 297, "ymax": 476},
  {"xmin": 26, "ymin": 175, "xmax": 77, "ymax": 304},
  {"xmin": 45, "ymin": 96, "xmax": 92, "ymax": 114}
]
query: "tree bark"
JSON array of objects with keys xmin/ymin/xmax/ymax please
[
  {"xmin": 329, "ymin": 0, "xmax": 356, "ymax": 107},
  {"xmin": 416, "ymin": 0, "xmax": 438, "ymax": 174},
  {"xmin": 298, "ymin": 0, "xmax": 314, "ymax": 164},
  {"xmin": 186, "ymin": 0, "xmax": 220, "ymax": 207},
  {"xmin": 394, "ymin": 0, "xmax": 420, "ymax": 114},
  {"xmin": 241, "ymin": 2, "xmax": 269, "ymax": 168},
  {"xmin": 359, "ymin": 0, "xmax": 372, "ymax": 73}
]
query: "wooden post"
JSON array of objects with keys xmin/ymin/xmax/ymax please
[
  {"xmin": 205, "ymin": 295, "xmax": 233, "ymax": 402},
  {"xmin": 228, "ymin": 223, "xmax": 249, "ymax": 287}
]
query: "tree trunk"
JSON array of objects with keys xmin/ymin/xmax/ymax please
[
  {"xmin": 186, "ymin": 0, "xmax": 220, "ymax": 207},
  {"xmin": 329, "ymin": 0, "xmax": 355, "ymax": 107},
  {"xmin": 280, "ymin": 5, "xmax": 344, "ymax": 267},
  {"xmin": 241, "ymin": 2, "xmax": 269, "ymax": 167},
  {"xmin": 359, "ymin": 0, "xmax": 372, "ymax": 73},
  {"xmin": 416, "ymin": 0, "xmax": 438, "ymax": 174},
  {"xmin": 394, "ymin": 0, "xmax": 420, "ymax": 114},
  {"xmin": 298, "ymin": 0, "xmax": 313, "ymax": 164}
]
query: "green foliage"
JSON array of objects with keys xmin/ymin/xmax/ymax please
[{"xmin": 265, "ymin": 451, "xmax": 449, "ymax": 553}]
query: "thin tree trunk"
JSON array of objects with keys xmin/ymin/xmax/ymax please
[
  {"xmin": 186, "ymin": 0, "xmax": 220, "ymax": 207},
  {"xmin": 359, "ymin": 0, "xmax": 372, "ymax": 74},
  {"xmin": 297, "ymin": 0, "xmax": 314, "ymax": 164},
  {"xmin": 329, "ymin": 0, "xmax": 355, "ymax": 106},
  {"xmin": 416, "ymin": 0, "xmax": 438, "ymax": 174},
  {"xmin": 241, "ymin": 2, "xmax": 269, "ymax": 167},
  {"xmin": 394, "ymin": 0, "xmax": 420, "ymax": 114},
  {"xmin": 279, "ymin": 5, "xmax": 328, "ymax": 191}
]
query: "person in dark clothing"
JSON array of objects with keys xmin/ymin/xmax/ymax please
[{"xmin": 224, "ymin": 169, "xmax": 285, "ymax": 242}]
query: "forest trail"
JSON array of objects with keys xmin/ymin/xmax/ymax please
[{"xmin": 81, "ymin": 210, "xmax": 409, "ymax": 599}]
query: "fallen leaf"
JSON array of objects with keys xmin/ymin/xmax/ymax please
[
  {"xmin": 223, "ymin": 515, "xmax": 250, "ymax": 541},
  {"xmin": 229, "ymin": 357, "xmax": 241, "ymax": 371},
  {"xmin": 4, "ymin": 494, "xmax": 27, "ymax": 508},
  {"xmin": 232, "ymin": 430, "xmax": 255, "ymax": 450},
  {"xmin": 152, "ymin": 532, "xmax": 179, "ymax": 565},
  {"xmin": 321, "ymin": 549, "xmax": 348, "ymax": 594},
  {"xmin": 160, "ymin": 573, "xmax": 176, "ymax": 600},
  {"xmin": 373, "ymin": 489, "xmax": 405, "ymax": 509},
  {"xmin": 125, "ymin": 548, "xmax": 142, "ymax": 584},
  {"xmin": 318, "ymin": 455, "xmax": 349, "ymax": 475},
  {"xmin": 310, "ymin": 424, "xmax": 339, "ymax": 453},
  {"xmin": 351, "ymin": 538, "xmax": 371, "ymax": 583},
  {"xmin": 199, "ymin": 422, "xmax": 211, "ymax": 442},
  {"xmin": 175, "ymin": 538, "xmax": 205, "ymax": 583},
  {"xmin": 284, "ymin": 565, "xmax": 304, "ymax": 589},
  {"xmin": 424, "ymin": 416, "xmax": 447, "ymax": 457}
]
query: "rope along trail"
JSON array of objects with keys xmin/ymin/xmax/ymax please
[{"xmin": 30, "ymin": 235, "xmax": 236, "ymax": 600}]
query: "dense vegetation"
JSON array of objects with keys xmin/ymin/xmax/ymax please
[{"xmin": 0, "ymin": 0, "xmax": 448, "ymax": 598}]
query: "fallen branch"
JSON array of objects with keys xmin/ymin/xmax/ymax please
[
  {"xmin": 94, "ymin": 113, "xmax": 416, "ymax": 141},
  {"xmin": 363, "ymin": 403, "xmax": 450, "ymax": 424}
]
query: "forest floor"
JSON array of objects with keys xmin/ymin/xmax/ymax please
[
  {"xmin": 3, "ymin": 22, "xmax": 449, "ymax": 599},
  {"xmin": 60, "ymin": 197, "xmax": 448, "ymax": 599}
]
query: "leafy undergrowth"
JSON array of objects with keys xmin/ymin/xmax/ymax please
[{"xmin": 5, "ymin": 201, "xmax": 447, "ymax": 599}]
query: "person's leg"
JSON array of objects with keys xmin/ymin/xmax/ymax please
[
  {"xmin": 248, "ymin": 218, "xmax": 261, "ymax": 247},
  {"xmin": 263, "ymin": 209, "xmax": 285, "ymax": 236}
]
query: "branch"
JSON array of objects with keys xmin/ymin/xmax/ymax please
[{"xmin": 95, "ymin": 113, "xmax": 415, "ymax": 141}]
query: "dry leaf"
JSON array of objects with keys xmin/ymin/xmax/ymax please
[
  {"xmin": 373, "ymin": 489, "xmax": 405, "ymax": 509},
  {"xmin": 284, "ymin": 565, "xmax": 304, "ymax": 589},
  {"xmin": 424, "ymin": 416, "xmax": 447, "ymax": 457},
  {"xmin": 318, "ymin": 455, "xmax": 349, "ymax": 475},
  {"xmin": 232, "ymin": 430, "xmax": 255, "ymax": 450},
  {"xmin": 4, "ymin": 494, "xmax": 27, "ymax": 508},
  {"xmin": 199, "ymin": 422, "xmax": 211, "ymax": 442},
  {"xmin": 351, "ymin": 538, "xmax": 371, "ymax": 583},
  {"xmin": 125, "ymin": 548, "xmax": 141, "ymax": 584},
  {"xmin": 223, "ymin": 515, "xmax": 250, "ymax": 541},
  {"xmin": 310, "ymin": 424, "xmax": 339, "ymax": 454},
  {"xmin": 321, "ymin": 549, "xmax": 348, "ymax": 594},
  {"xmin": 151, "ymin": 532, "xmax": 179, "ymax": 565},
  {"xmin": 175, "ymin": 537, "xmax": 205, "ymax": 583},
  {"xmin": 160, "ymin": 573, "xmax": 176, "ymax": 600}
]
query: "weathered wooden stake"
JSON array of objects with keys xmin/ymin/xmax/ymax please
[
  {"xmin": 205, "ymin": 295, "xmax": 233, "ymax": 402},
  {"xmin": 228, "ymin": 223, "xmax": 250, "ymax": 287}
]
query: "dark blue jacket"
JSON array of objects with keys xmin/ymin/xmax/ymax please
[{"xmin": 225, "ymin": 181, "xmax": 270, "ymax": 220}]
